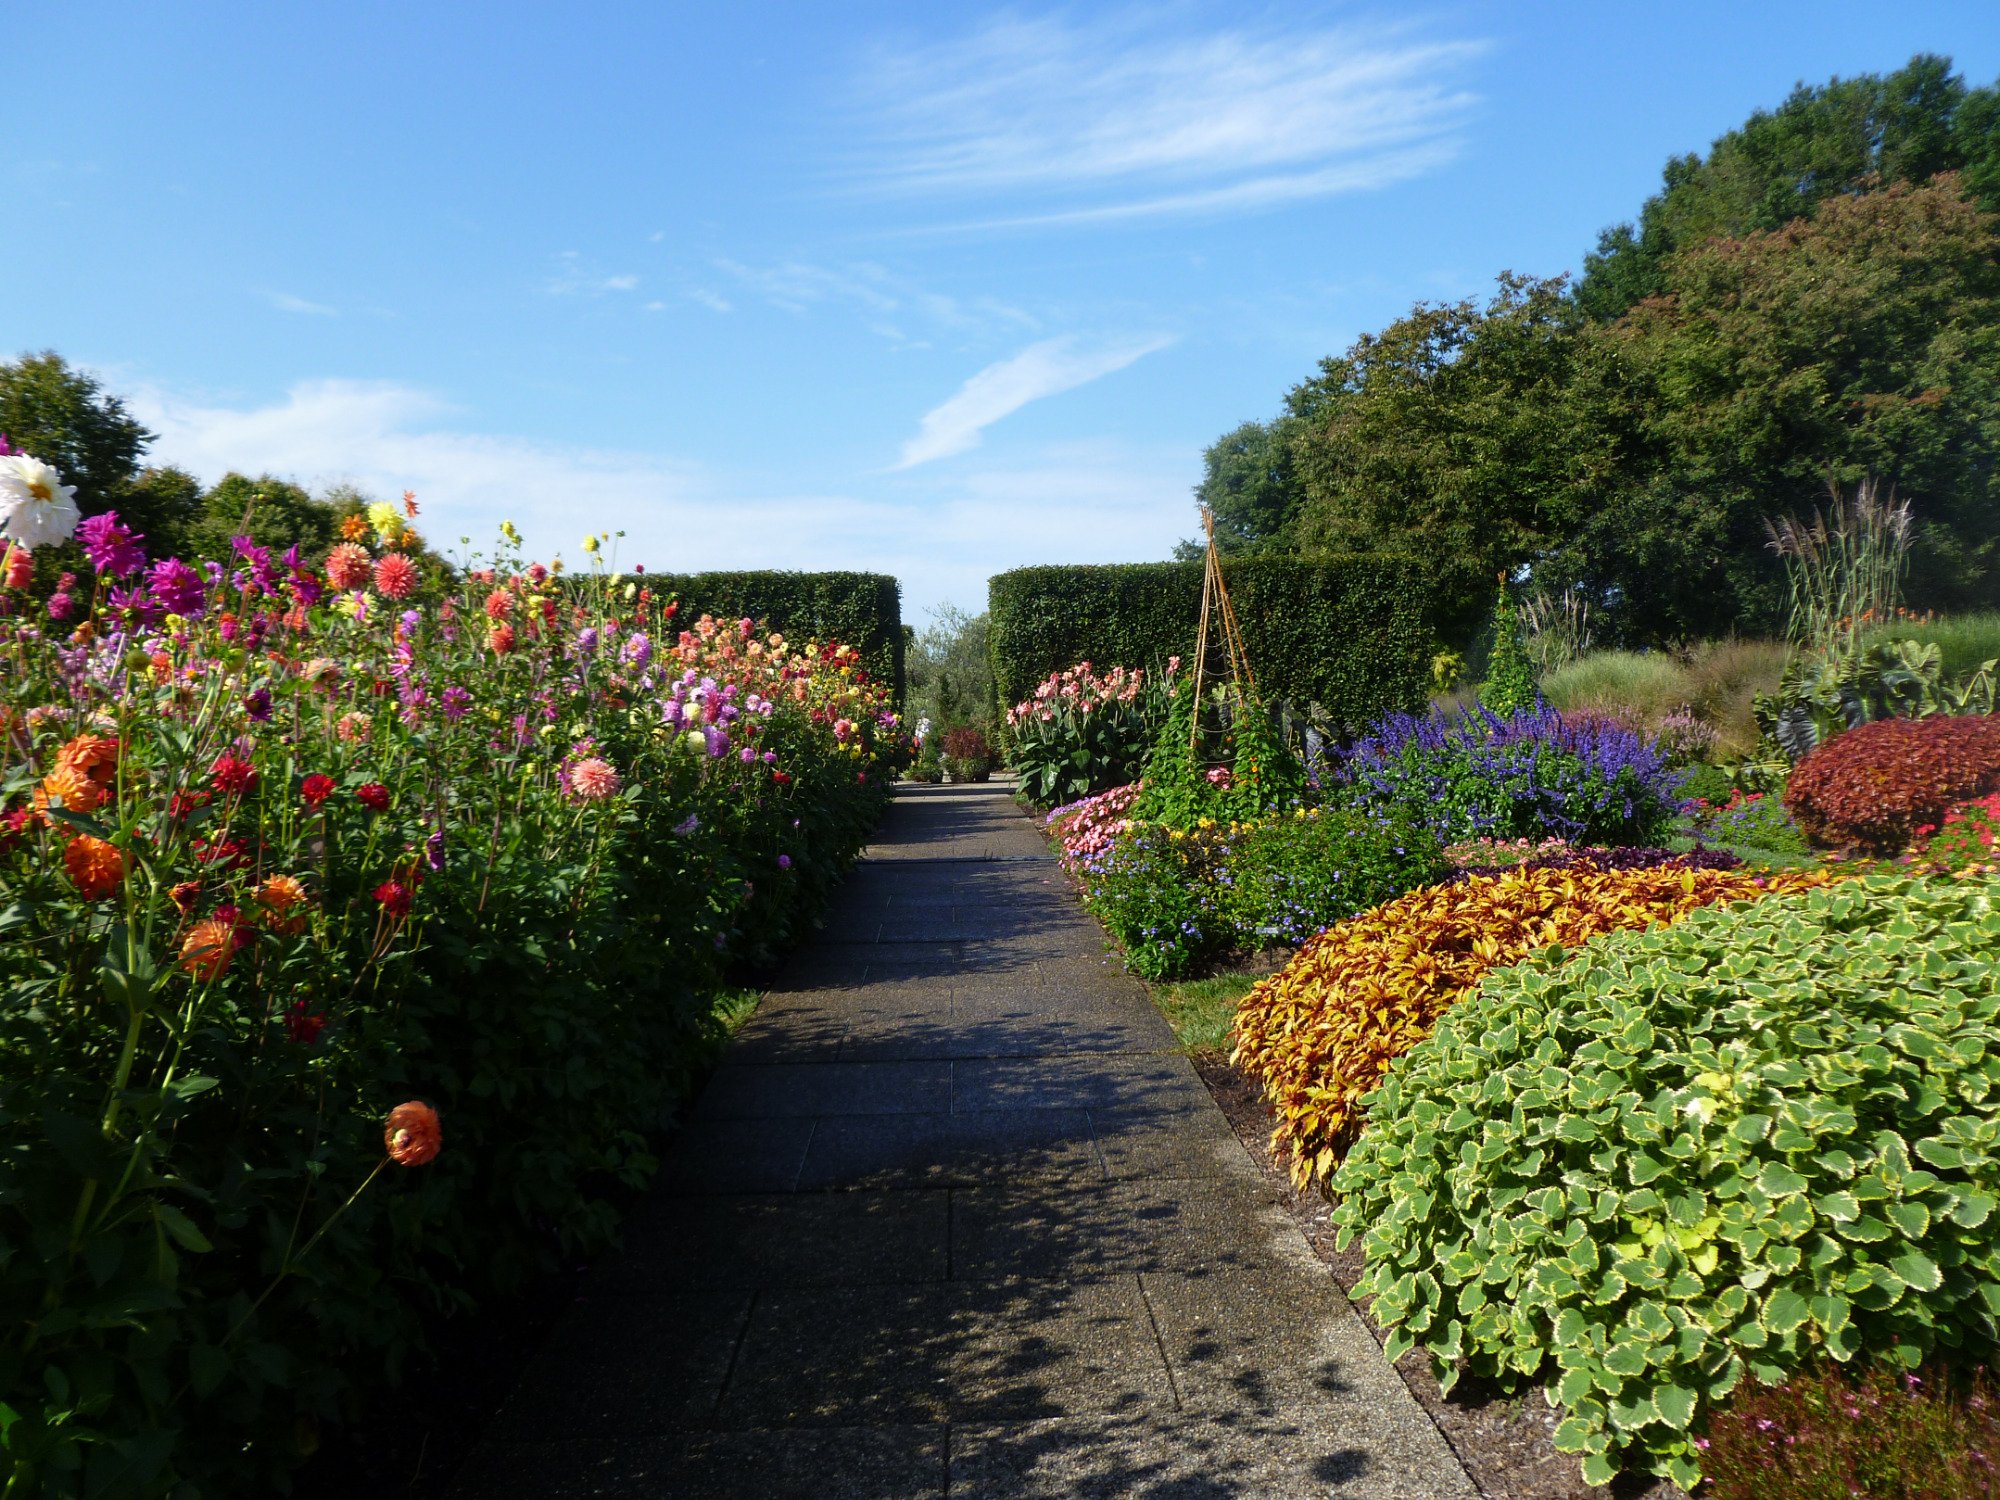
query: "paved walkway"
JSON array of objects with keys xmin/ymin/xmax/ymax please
[{"xmin": 450, "ymin": 782, "xmax": 1473, "ymax": 1498}]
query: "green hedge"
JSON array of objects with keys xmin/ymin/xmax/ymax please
[
  {"xmin": 987, "ymin": 556, "xmax": 1431, "ymax": 727},
  {"xmin": 646, "ymin": 570, "xmax": 905, "ymax": 701}
]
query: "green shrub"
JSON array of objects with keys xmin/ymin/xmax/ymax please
[
  {"xmin": 1480, "ymin": 589, "xmax": 1539, "ymax": 715},
  {"xmin": 1004, "ymin": 663, "xmax": 1165, "ymax": 805},
  {"xmin": 651, "ymin": 569, "xmax": 905, "ymax": 702},
  {"xmin": 987, "ymin": 556, "xmax": 1431, "ymax": 730},
  {"xmin": 1080, "ymin": 808, "xmax": 1443, "ymax": 980},
  {"xmin": 1332, "ymin": 873, "xmax": 2000, "ymax": 1490}
]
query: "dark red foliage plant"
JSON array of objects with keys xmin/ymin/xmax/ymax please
[
  {"xmin": 1699, "ymin": 1363, "xmax": 2000, "ymax": 1500},
  {"xmin": 942, "ymin": 726, "xmax": 993, "ymax": 762},
  {"xmin": 1784, "ymin": 714, "xmax": 2000, "ymax": 852}
]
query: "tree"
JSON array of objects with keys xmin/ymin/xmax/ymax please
[
  {"xmin": 0, "ymin": 352, "xmax": 153, "ymax": 513},
  {"xmin": 1285, "ymin": 273, "xmax": 1606, "ymax": 643},
  {"xmin": 1577, "ymin": 55, "xmax": 2000, "ymax": 321},
  {"xmin": 185, "ymin": 474, "xmax": 343, "ymax": 563},
  {"xmin": 1173, "ymin": 418, "xmax": 1306, "ymax": 559},
  {"xmin": 906, "ymin": 603, "xmax": 995, "ymax": 729},
  {"xmin": 1598, "ymin": 173, "xmax": 2000, "ymax": 635}
]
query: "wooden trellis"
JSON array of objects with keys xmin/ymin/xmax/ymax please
[{"xmin": 1187, "ymin": 506, "xmax": 1257, "ymax": 752}]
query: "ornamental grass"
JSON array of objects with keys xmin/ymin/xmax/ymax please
[{"xmin": 1231, "ymin": 861, "xmax": 1839, "ymax": 1187}]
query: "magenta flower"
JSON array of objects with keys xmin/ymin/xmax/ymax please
[
  {"xmin": 78, "ymin": 511, "xmax": 148, "ymax": 576},
  {"xmin": 147, "ymin": 557, "xmax": 206, "ymax": 617}
]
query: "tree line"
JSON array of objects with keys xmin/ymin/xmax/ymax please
[{"xmin": 1190, "ymin": 55, "xmax": 2000, "ymax": 647}]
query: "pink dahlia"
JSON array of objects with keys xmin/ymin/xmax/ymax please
[
  {"xmin": 373, "ymin": 552, "xmax": 418, "ymax": 599},
  {"xmin": 324, "ymin": 542, "xmax": 372, "ymax": 591},
  {"xmin": 569, "ymin": 757, "xmax": 621, "ymax": 801}
]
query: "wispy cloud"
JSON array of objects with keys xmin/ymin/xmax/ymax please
[
  {"xmin": 265, "ymin": 291, "xmax": 338, "ymax": 317},
  {"xmin": 714, "ymin": 257, "xmax": 1035, "ymax": 338},
  {"xmin": 895, "ymin": 334, "xmax": 1172, "ymax": 469},
  {"xmin": 686, "ymin": 288, "xmax": 733, "ymax": 313},
  {"xmin": 122, "ymin": 378, "xmax": 1196, "ymax": 613},
  {"xmin": 844, "ymin": 13, "xmax": 1484, "ymax": 226},
  {"xmin": 547, "ymin": 251, "xmax": 641, "ymax": 296}
]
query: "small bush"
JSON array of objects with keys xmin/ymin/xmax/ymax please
[
  {"xmin": 1480, "ymin": 590, "xmax": 1539, "ymax": 716},
  {"xmin": 1691, "ymin": 790, "xmax": 1816, "ymax": 858},
  {"xmin": 1233, "ymin": 862, "xmax": 1833, "ymax": 1187},
  {"xmin": 1444, "ymin": 844, "xmax": 1744, "ymax": 883},
  {"xmin": 1332, "ymin": 873, "xmax": 2000, "ymax": 1490},
  {"xmin": 1336, "ymin": 702, "xmax": 1685, "ymax": 845},
  {"xmin": 1862, "ymin": 610, "xmax": 2000, "ymax": 680},
  {"xmin": 1542, "ymin": 650, "xmax": 1692, "ymax": 724},
  {"xmin": 1079, "ymin": 808, "xmax": 1443, "ymax": 981},
  {"xmin": 1784, "ymin": 714, "xmax": 2000, "ymax": 851},
  {"xmin": 1700, "ymin": 1362, "xmax": 2000, "ymax": 1500}
]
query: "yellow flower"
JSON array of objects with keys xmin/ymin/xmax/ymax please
[
  {"xmin": 366, "ymin": 500, "xmax": 401, "ymax": 539},
  {"xmin": 499, "ymin": 519, "xmax": 520, "ymax": 543},
  {"xmin": 582, "ymin": 534, "xmax": 601, "ymax": 555}
]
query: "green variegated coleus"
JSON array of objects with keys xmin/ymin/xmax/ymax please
[{"xmin": 1332, "ymin": 873, "xmax": 2000, "ymax": 1489}]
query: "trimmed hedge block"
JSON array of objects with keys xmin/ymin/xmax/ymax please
[
  {"xmin": 648, "ymin": 570, "xmax": 905, "ymax": 702},
  {"xmin": 987, "ymin": 555, "xmax": 1431, "ymax": 728}
]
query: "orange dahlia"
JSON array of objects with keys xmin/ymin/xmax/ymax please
[
  {"xmin": 36, "ymin": 763, "xmax": 106, "ymax": 815},
  {"xmin": 339, "ymin": 512, "xmax": 371, "ymax": 542},
  {"xmin": 256, "ymin": 874, "xmax": 308, "ymax": 933},
  {"xmin": 56, "ymin": 733, "xmax": 120, "ymax": 788},
  {"xmin": 63, "ymin": 835, "xmax": 124, "ymax": 900},
  {"xmin": 179, "ymin": 919, "xmax": 235, "ymax": 981},
  {"xmin": 384, "ymin": 1101, "xmax": 442, "ymax": 1166}
]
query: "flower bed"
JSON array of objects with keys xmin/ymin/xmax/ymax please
[
  {"xmin": 1231, "ymin": 861, "xmax": 1836, "ymax": 1186},
  {"xmin": 0, "ymin": 503, "xmax": 900, "ymax": 1492},
  {"xmin": 1332, "ymin": 872, "xmax": 2000, "ymax": 1490}
]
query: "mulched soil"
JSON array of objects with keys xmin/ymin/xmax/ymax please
[{"xmin": 1190, "ymin": 1048, "xmax": 1688, "ymax": 1500}]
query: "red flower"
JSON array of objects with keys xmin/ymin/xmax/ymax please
[
  {"xmin": 488, "ymin": 622, "xmax": 516, "ymax": 654},
  {"xmin": 210, "ymin": 752, "xmax": 257, "ymax": 795},
  {"xmin": 169, "ymin": 788, "xmax": 213, "ymax": 821},
  {"xmin": 169, "ymin": 879, "xmax": 202, "ymax": 913},
  {"xmin": 285, "ymin": 1002, "xmax": 327, "ymax": 1045},
  {"xmin": 373, "ymin": 879, "xmax": 413, "ymax": 917},
  {"xmin": 355, "ymin": 783, "xmax": 391, "ymax": 812},
  {"xmin": 772, "ymin": 770, "xmax": 792, "ymax": 785},
  {"xmin": 301, "ymin": 773, "xmax": 336, "ymax": 809}
]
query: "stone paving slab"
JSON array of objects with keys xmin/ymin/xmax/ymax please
[{"xmin": 450, "ymin": 781, "xmax": 1474, "ymax": 1499}]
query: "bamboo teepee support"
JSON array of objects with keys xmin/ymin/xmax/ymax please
[{"xmin": 1187, "ymin": 507, "xmax": 1257, "ymax": 752}]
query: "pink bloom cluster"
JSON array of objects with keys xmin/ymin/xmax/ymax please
[
  {"xmin": 1007, "ymin": 662, "xmax": 1146, "ymax": 728},
  {"xmin": 1045, "ymin": 782, "xmax": 1141, "ymax": 874}
]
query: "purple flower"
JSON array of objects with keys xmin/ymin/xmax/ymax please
[
  {"xmin": 623, "ymin": 632, "xmax": 651, "ymax": 668},
  {"xmin": 243, "ymin": 687, "xmax": 273, "ymax": 721},
  {"xmin": 46, "ymin": 592, "xmax": 74, "ymax": 621},
  {"xmin": 147, "ymin": 557, "xmax": 206, "ymax": 617},
  {"xmin": 674, "ymin": 813, "xmax": 701, "ymax": 835},
  {"xmin": 778, "ymin": 854, "xmax": 792, "ymax": 870},
  {"xmin": 425, "ymin": 830, "xmax": 445, "ymax": 872},
  {"xmin": 442, "ymin": 686, "xmax": 472, "ymax": 720},
  {"xmin": 575, "ymin": 626, "xmax": 599, "ymax": 655},
  {"xmin": 78, "ymin": 511, "xmax": 148, "ymax": 576},
  {"xmin": 739, "ymin": 746, "xmax": 757, "ymax": 763}
]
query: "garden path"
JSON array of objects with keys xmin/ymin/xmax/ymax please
[{"xmin": 448, "ymin": 781, "xmax": 1474, "ymax": 1498}]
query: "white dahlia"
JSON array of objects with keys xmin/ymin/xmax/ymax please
[{"xmin": 0, "ymin": 454, "xmax": 81, "ymax": 548}]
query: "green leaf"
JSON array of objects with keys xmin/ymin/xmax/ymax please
[
  {"xmin": 1654, "ymin": 1382, "xmax": 1697, "ymax": 1430},
  {"xmin": 1890, "ymin": 1251, "xmax": 1943, "ymax": 1294},
  {"xmin": 1764, "ymin": 1288, "xmax": 1810, "ymax": 1335},
  {"xmin": 154, "ymin": 1204, "xmax": 212, "ymax": 1254}
]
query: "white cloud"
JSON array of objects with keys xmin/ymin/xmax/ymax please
[
  {"xmin": 120, "ymin": 378, "xmax": 1195, "ymax": 616},
  {"xmin": 547, "ymin": 251, "xmax": 641, "ymax": 296},
  {"xmin": 894, "ymin": 334, "xmax": 1172, "ymax": 469},
  {"xmin": 265, "ymin": 291, "xmax": 337, "ymax": 317},
  {"xmin": 713, "ymin": 257, "xmax": 1034, "ymax": 336},
  {"xmin": 845, "ymin": 13, "xmax": 1484, "ymax": 225},
  {"xmin": 686, "ymin": 288, "xmax": 734, "ymax": 313}
]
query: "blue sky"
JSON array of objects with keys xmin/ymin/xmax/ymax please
[{"xmin": 8, "ymin": 2, "xmax": 1998, "ymax": 618}]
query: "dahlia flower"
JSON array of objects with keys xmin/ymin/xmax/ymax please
[
  {"xmin": 77, "ymin": 512, "xmax": 148, "ymax": 576},
  {"xmin": 179, "ymin": 919, "xmax": 235, "ymax": 981},
  {"xmin": 324, "ymin": 543, "xmax": 372, "ymax": 592},
  {"xmin": 64, "ymin": 835, "xmax": 124, "ymax": 900},
  {"xmin": 3, "ymin": 546, "xmax": 33, "ymax": 589},
  {"xmin": 147, "ymin": 557, "xmax": 206, "ymax": 617},
  {"xmin": 384, "ymin": 1101, "xmax": 442, "ymax": 1166},
  {"xmin": 373, "ymin": 552, "xmax": 418, "ymax": 599},
  {"xmin": 569, "ymin": 757, "xmax": 621, "ymax": 800},
  {"xmin": 0, "ymin": 454, "xmax": 81, "ymax": 547}
]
